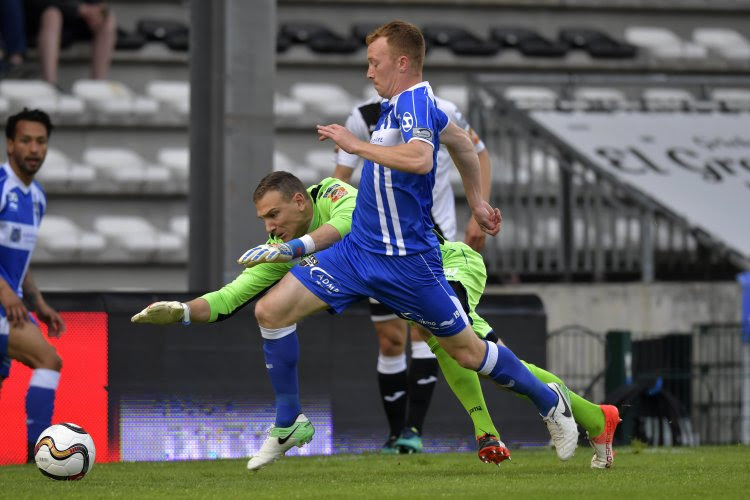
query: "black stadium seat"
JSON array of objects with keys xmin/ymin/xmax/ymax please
[
  {"xmin": 351, "ymin": 23, "xmax": 383, "ymax": 45},
  {"xmin": 559, "ymin": 28, "xmax": 637, "ymax": 59},
  {"xmin": 422, "ymin": 25, "xmax": 500, "ymax": 56},
  {"xmin": 115, "ymin": 28, "xmax": 146, "ymax": 51},
  {"xmin": 136, "ymin": 19, "xmax": 189, "ymax": 42},
  {"xmin": 280, "ymin": 23, "xmax": 360, "ymax": 54},
  {"xmin": 490, "ymin": 27, "xmax": 567, "ymax": 57}
]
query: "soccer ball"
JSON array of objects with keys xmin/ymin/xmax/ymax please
[{"xmin": 34, "ymin": 423, "xmax": 96, "ymax": 480}]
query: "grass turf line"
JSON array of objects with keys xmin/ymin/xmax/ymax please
[{"xmin": 3, "ymin": 446, "xmax": 749, "ymax": 499}]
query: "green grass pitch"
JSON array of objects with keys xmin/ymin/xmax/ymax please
[{"xmin": 3, "ymin": 446, "xmax": 749, "ymax": 499}]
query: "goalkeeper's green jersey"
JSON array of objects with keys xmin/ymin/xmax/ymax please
[{"xmin": 201, "ymin": 177, "xmax": 356, "ymax": 322}]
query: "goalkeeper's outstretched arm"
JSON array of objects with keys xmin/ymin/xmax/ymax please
[{"xmin": 131, "ymin": 297, "xmax": 211, "ymax": 325}]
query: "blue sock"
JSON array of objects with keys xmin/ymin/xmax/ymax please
[
  {"xmin": 262, "ymin": 331, "xmax": 301, "ymax": 428},
  {"xmin": 479, "ymin": 341, "xmax": 558, "ymax": 415},
  {"xmin": 26, "ymin": 369, "xmax": 60, "ymax": 445}
]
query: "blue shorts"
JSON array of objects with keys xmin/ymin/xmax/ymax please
[{"xmin": 289, "ymin": 234, "xmax": 469, "ymax": 336}]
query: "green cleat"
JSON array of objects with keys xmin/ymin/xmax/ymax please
[
  {"xmin": 395, "ymin": 427, "xmax": 423, "ymax": 454},
  {"xmin": 247, "ymin": 414, "xmax": 315, "ymax": 471}
]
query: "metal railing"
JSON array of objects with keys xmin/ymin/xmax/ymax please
[{"xmin": 469, "ymin": 73, "xmax": 746, "ymax": 283}]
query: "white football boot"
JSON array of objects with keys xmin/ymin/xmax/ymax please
[
  {"xmin": 247, "ymin": 414, "xmax": 315, "ymax": 471},
  {"xmin": 542, "ymin": 383, "xmax": 578, "ymax": 461}
]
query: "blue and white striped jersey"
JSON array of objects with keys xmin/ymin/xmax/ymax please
[
  {"xmin": 0, "ymin": 162, "xmax": 46, "ymax": 297},
  {"xmin": 349, "ymin": 82, "xmax": 449, "ymax": 255}
]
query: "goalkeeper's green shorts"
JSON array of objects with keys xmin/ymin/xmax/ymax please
[{"xmin": 439, "ymin": 239, "xmax": 492, "ymax": 340}]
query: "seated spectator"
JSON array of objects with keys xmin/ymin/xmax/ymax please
[
  {"xmin": 0, "ymin": 0, "xmax": 27, "ymax": 77},
  {"xmin": 24, "ymin": 0, "xmax": 116, "ymax": 86}
]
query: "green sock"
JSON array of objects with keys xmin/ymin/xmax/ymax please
[
  {"xmin": 521, "ymin": 361, "xmax": 605, "ymax": 437},
  {"xmin": 427, "ymin": 337, "xmax": 500, "ymax": 439}
]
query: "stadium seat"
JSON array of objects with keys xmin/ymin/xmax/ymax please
[
  {"xmin": 351, "ymin": 23, "xmax": 383, "ymax": 45},
  {"xmin": 35, "ymin": 148, "xmax": 97, "ymax": 192},
  {"xmin": 624, "ymin": 26, "xmax": 707, "ymax": 59},
  {"xmin": 273, "ymin": 150, "xmax": 296, "ymax": 172},
  {"xmin": 82, "ymin": 147, "xmax": 171, "ymax": 193},
  {"xmin": 169, "ymin": 214, "xmax": 189, "ymax": 240},
  {"xmin": 710, "ymin": 88, "xmax": 750, "ymax": 111},
  {"xmin": 641, "ymin": 88, "xmax": 696, "ymax": 111},
  {"xmin": 305, "ymin": 149, "xmax": 336, "ymax": 177},
  {"xmin": 558, "ymin": 28, "xmax": 637, "ymax": 59},
  {"xmin": 115, "ymin": 27, "xmax": 147, "ymax": 51},
  {"xmin": 503, "ymin": 86, "xmax": 559, "ymax": 110},
  {"xmin": 423, "ymin": 25, "xmax": 500, "ymax": 56},
  {"xmin": 436, "ymin": 84, "xmax": 468, "ymax": 113},
  {"xmin": 0, "ymin": 96, "xmax": 8, "ymax": 118},
  {"xmin": 573, "ymin": 87, "xmax": 630, "ymax": 111},
  {"xmin": 72, "ymin": 79, "xmax": 158, "ymax": 122},
  {"xmin": 157, "ymin": 147, "xmax": 189, "ymax": 191},
  {"xmin": 93, "ymin": 215, "xmax": 183, "ymax": 262},
  {"xmin": 289, "ymin": 82, "xmax": 355, "ymax": 117},
  {"xmin": 280, "ymin": 22, "xmax": 331, "ymax": 44},
  {"xmin": 693, "ymin": 28, "xmax": 750, "ymax": 60},
  {"xmin": 35, "ymin": 215, "xmax": 106, "ymax": 263},
  {"xmin": 490, "ymin": 27, "xmax": 567, "ymax": 57},
  {"xmin": 137, "ymin": 18, "xmax": 189, "ymax": 42},
  {"xmin": 0, "ymin": 79, "xmax": 85, "ymax": 118},
  {"xmin": 274, "ymin": 93, "xmax": 305, "ymax": 118},
  {"xmin": 145, "ymin": 80, "xmax": 190, "ymax": 118}
]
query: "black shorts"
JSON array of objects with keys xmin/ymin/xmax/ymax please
[{"xmin": 25, "ymin": 0, "xmax": 96, "ymax": 48}]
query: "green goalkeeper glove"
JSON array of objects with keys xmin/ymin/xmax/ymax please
[{"xmin": 131, "ymin": 301, "xmax": 191, "ymax": 325}]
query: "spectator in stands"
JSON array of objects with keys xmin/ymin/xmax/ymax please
[
  {"xmin": 24, "ymin": 0, "xmax": 116, "ymax": 86},
  {"xmin": 0, "ymin": 0, "xmax": 27, "ymax": 78}
]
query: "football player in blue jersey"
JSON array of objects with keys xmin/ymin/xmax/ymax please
[
  {"xmin": 237, "ymin": 20, "xmax": 576, "ymax": 470},
  {"xmin": 0, "ymin": 108, "xmax": 66, "ymax": 462}
]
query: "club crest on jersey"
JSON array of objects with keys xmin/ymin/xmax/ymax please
[
  {"xmin": 6, "ymin": 191, "xmax": 19, "ymax": 212},
  {"xmin": 298, "ymin": 255, "xmax": 319, "ymax": 268},
  {"xmin": 400, "ymin": 112, "xmax": 414, "ymax": 132},
  {"xmin": 413, "ymin": 128, "xmax": 433, "ymax": 141}
]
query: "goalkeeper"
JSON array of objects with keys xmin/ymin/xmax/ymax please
[{"xmin": 132, "ymin": 171, "xmax": 619, "ymax": 470}]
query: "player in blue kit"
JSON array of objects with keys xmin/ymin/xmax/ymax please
[
  {"xmin": 0, "ymin": 108, "xmax": 66, "ymax": 462},
  {"xmin": 241, "ymin": 21, "xmax": 577, "ymax": 470}
]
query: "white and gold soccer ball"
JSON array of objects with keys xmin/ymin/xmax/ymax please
[{"xmin": 34, "ymin": 423, "xmax": 96, "ymax": 480}]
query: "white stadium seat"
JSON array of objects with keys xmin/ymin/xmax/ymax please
[
  {"xmin": 304, "ymin": 149, "xmax": 336, "ymax": 177},
  {"xmin": 82, "ymin": 147, "xmax": 172, "ymax": 193},
  {"xmin": 157, "ymin": 147, "xmax": 189, "ymax": 191},
  {"xmin": 273, "ymin": 150, "xmax": 296, "ymax": 172},
  {"xmin": 169, "ymin": 215, "xmax": 189, "ymax": 240},
  {"xmin": 34, "ymin": 215, "xmax": 106, "ymax": 263},
  {"xmin": 0, "ymin": 79, "xmax": 85, "ymax": 117},
  {"xmin": 503, "ymin": 86, "xmax": 558, "ymax": 110},
  {"xmin": 710, "ymin": 88, "xmax": 750, "ymax": 111},
  {"xmin": 93, "ymin": 215, "xmax": 184, "ymax": 263},
  {"xmin": 436, "ymin": 84, "xmax": 468, "ymax": 113},
  {"xmin": 145, "ymin": 80, "xmax": 190, "ymax": 117},
  {"xmin": 289, "ymin": 82, "xmax": 355, "ymax": 117},
  {"xmin": 693, "ymin": 28, "xmax": 750, "ymax": 60},
  {"xmin": 642, "ymin": 88, "xmax": 696, "ymax": 111},
  {"xmin": 573, "ymin": 87, "xmax": 629, "ymax": 110},
  {"xmin": 35, "ymin": 148, "xmax": 97, "ymax": 192},
  {"xmin": 625, "ymin": 26, "xmax": 708, "ymax": 60},
  {"xmin": 274, "ymin": 93, "xmax": 305, "ymax": 118},
  {"xmin": 72, "ymin": 79, "xmax": 158, "ymax": 121},
  {"xmin": 0, "ymin": 96, "xmax": 8, "ymax": 116}
]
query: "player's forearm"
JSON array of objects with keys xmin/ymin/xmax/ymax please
[
  {"xmin": 306, "ymin": 223, "xmax": 343, "ymax": 253},
  {"xmin": 353, "ymin": 140, "xmax": 433, "ymax": 174},
  {"xmin": 332, "ymin": 164, "xmax": 354, "ymax": 183},
  {"xmin": 21, "ymin": 271, "xmax": 44, "ymax": 312},
  {"xmin": 477, "ymin": 148, "xmax": 492, "ymax": 202},
  {"xmin": 185, "ymin": 298, "xmax": 211, "ymax": 323}
]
